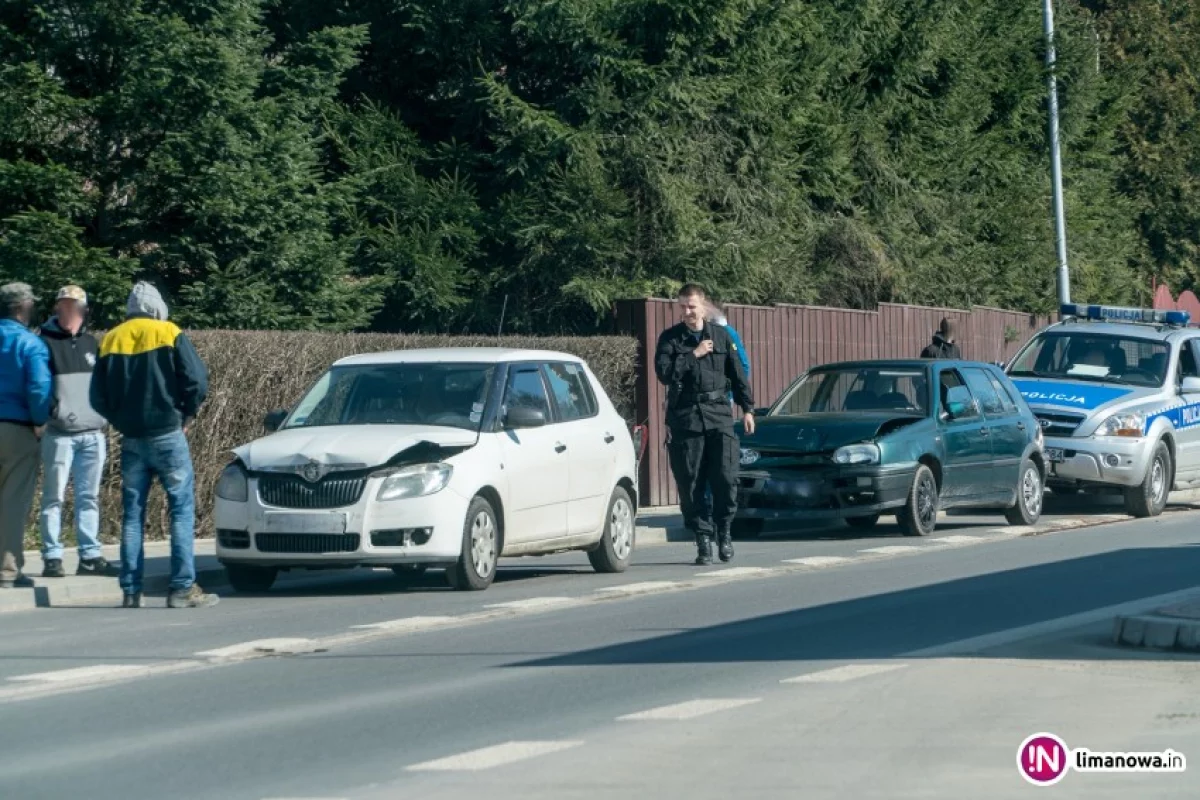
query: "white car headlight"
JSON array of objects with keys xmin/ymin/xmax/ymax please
[
  {"xmin": 215, "ymin": 463, "xmax": 248, "ymax": 502},
  {"xmin": 376, "ymin": 463, "xmax": 453, "ymax": 501},
  {"xmin": 1096, "ymin": 412, "xmax": 1146, "ymax": 439},
  {"xmin": 833, "ymin": 444, "xmax": 881, "ymax": 465},
  {"xmin": 739, "ymin": 448, "xmax": 760, "ymax": 466}
]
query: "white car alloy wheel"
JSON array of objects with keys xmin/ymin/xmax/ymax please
[
  {"xmin": 588, "ymin": 486, "xmax": 635, "ymax": 574},
  {"xmin": 449, "ymin": 496, "xmax": 500, "ymax": 591}
]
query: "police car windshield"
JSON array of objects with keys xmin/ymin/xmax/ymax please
[
  {"xmin": 1008, "ymin": 332, "xmax": 1169, "ymax": 388},
  {"xmin": 284, "ymin": 363, "xmax": 495, "ymax": 430},
  {"xmin": 774, "ymin": 368, "xmax": 928, "ymax": 415}
]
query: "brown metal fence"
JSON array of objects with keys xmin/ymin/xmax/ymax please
[{"xmin": 615, "ymin": 299, "xmax": 1052, "ymax": 507}]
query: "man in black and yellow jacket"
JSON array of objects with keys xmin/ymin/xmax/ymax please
[{"xmin": 90, "ymin": 282, "xmax": 218, "ymax": 609}]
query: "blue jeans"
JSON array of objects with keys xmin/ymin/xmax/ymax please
[
  {"xmin": 40, "ymin": 430, "xmax": 107, "ymax": 560},
  {"xmin": 119, "ymin": 431, "xmax": 196, "ymax": 594}
]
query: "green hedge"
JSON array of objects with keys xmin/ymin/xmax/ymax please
[{"xmin": 26, "ymin": 331, "xmax": 638, "ymax": 546}]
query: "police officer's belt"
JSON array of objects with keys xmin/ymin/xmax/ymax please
[{"xmin": 675, "ymin": 389, "xmax": 728, "ymax": 405}]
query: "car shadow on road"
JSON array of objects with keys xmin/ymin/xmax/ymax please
[{"xmin": 508, "ymin": 544, "xmax": 1200, "ymax": 668}]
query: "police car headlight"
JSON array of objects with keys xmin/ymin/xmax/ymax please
[
  {"xmin": 739, "ymin": 448, "xmax": 760, "ymax": 466},
  {"xmin": 1096, "ymin": 412, "xmax": 1145, "ymax": 439},
  {"xmin": 833, "ymin": 444, "xmax": 881, "ymax": 465}
]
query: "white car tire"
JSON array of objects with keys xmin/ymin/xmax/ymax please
[
  {"xmin": 447, "ymin": 496, "xmax": 500, "ymax": 591},
  {"xmin": 588, "ymin": 486, "xmax": 635, "ymax": 574}
]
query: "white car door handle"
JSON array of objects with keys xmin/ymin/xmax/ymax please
[
  {"xmin": 604, "ymin": 433, "xmax": 615, "ymax": 444},
  {"xmin": 555, "ymin": 442, "xmax": 567, "ymax": 453}
]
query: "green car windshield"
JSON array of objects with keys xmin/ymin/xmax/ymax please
[{"xmin": 773, "ymin": 367, "xmax": 929, "ymax": 416}]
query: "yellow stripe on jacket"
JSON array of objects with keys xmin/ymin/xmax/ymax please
[{"xmin": 99, "ymin": 318, "xmax": 183, "ymax": 358}]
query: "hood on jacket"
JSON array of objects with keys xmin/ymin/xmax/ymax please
[
  {"xmin": 930, "ymin": 332, "xmax": 953, "ymax": 348},
  {"xmin": 39, "ymin": 316, "xmax": 87, "ymax": 339},
  {"xmin": 127, "ymin": 282, "xmax": 168, "ymax": 321}
]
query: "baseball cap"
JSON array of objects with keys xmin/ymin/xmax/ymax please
[
  {"xmin": 56, "ymin": 285, "xmax": 88, "ymax": 306},
  {"xmin": 0, "ymin": 282, "xmax": 38, "ymax": 306}
]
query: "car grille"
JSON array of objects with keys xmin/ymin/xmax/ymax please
[
  {"xmin": 1034, "ymin": 411, "xmax": 1087, "ymax": 437},
  {"xmin": 257, "ymin": 475, "xmax": 367, "ymax": 509},
  {"xmin": 255, "ymin": 534, "xmax": 361, "ymax": 554}
]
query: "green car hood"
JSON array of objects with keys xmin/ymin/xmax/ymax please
[{"xmin": 742, "ymin": 412, "xmax": 922, "ymax": 455}]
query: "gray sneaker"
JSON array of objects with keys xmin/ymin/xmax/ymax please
[{"xmin": 167, "ymin": 584, "xmax": 220, "ymax": 609}]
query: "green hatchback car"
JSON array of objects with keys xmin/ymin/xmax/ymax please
[{"xmin": 732, "ymin": 359, "xmax": 1046, "ymax": 538}]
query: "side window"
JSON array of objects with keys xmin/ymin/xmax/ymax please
[
  {"xmin": 986, "ymin": 373, "xmax": 1021, "ymax": 414},
  {"xmin": 544, "ymin": 362, "xmax": 598, "ymax": 421},
  {"xmin": 1179, "ymin": 341, "xmax": 1200, "ymax": 382},
  {"xmin": 963, "ymin": 368, "xmax": 1006, "ymax": 417},
  {"xmin": 938, "ymin": 369, "xmax": 980, "ymax": 421},
  {"xmin": 503, "ymin": 368, "xmax": 551, "ymax": 418}
]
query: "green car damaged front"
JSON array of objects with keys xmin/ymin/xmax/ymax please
[{"xmin": 735, "ymin": 363, "xmax": 935, "ymax": 523}]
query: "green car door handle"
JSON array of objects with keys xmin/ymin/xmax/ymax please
[{"xmin": 979, "ymin": 427, "xmax": 990, "ymax": 437}]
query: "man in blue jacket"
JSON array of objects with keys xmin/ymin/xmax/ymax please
[{"xmin": 0, "ymin": 283, "xmax": 52, "ymax": 589}]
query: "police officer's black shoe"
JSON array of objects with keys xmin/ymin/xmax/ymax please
[
  {"xmin": 717, "ymin": 532, "xmax": 734, "ymax": 563},
  {"xmin": 694, "ymin": 535, "xmax": 714, "ymax": 566}
]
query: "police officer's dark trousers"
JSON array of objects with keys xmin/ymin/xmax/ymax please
[{"xmin": 668, "ymin": 425, "xmax": 738, "ymax": 544}]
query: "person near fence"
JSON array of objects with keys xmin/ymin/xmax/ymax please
[
  {"xmin": 921, "ymin": 317, "xmax": 962, "ymax": 359},
  {"xmin": 38, "ymin": 285, "xmax": 118, "ymax": 579},
  {"xmin": 655, "ymin": 284, "xmax": 755, "ymax": 566},
  {"xmin": 0, "ymin": 283, "xmax": 51, "ymax": 589},
  {"xmin": 90, "ymin": 282, "xmax": 217, "ymax": 609}
]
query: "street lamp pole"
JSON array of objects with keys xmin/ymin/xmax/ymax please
[{"xmin": 1043, "ymin": 0, "xmax": 1071, "ymax": 305}]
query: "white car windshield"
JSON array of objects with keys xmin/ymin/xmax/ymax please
[
  {"xmin": 774, "ymin": 367, "xmax": 929, "ymax": 415},
  {"xmin": 1009, "ymin": 332, "xmax": 1169, "ymax": 388},
  {"xmin": 285, "ymin": 363, "xmax": 495, "ymax": 431}
]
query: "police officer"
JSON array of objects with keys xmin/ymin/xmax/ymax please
[{"xmin": 655, "ymin": 284, "xmax": 754, "ymax": 565}]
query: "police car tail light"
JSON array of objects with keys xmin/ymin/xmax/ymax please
[
  {"xmin": 1060, "ymin": 303, "xmax": 1190, "ymax": 327},
  {"xmin": 1096, "ymin": 412, "xmax": 1145, "ymax": 439}
]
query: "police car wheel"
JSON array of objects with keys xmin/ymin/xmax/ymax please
[
  {"xmin": 588, "ymin": 486, "xmax": 635, "ymax": 574},
  {"xmin": 1004, "ymin": 459, "xmax": 1044, "ymax": 526},
  {"xmin": 1124, "ymin": 442, "xmax": 1171, "ymax": 519},
  {"xmin": 898, "ymin": 464, "xmax": 939, "ymax": 537}
]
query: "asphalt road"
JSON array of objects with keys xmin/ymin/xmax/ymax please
[{"xmin": 2, "ymin": 498, "xmax": 1199, "ymax": 800}]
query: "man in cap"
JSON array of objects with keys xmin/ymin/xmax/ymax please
[
  {"xmin": 921, "ymin": 317, "xmax": 963, "ymax": 360},
  {"xmin": 0, "ymin": 283, "xmax": 51, "ymax": 588},
  {"xmin": 38, "ymin": 285, "xmax": 116, "ymax": 578},
  {"xmin": 91, "ymin": 282, "xmax": 217, "ymax": 608}
]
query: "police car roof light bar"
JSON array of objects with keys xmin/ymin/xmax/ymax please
[{"xmin": 1059, "ymin": 303, "xmax": 1190, "ymax": 327}]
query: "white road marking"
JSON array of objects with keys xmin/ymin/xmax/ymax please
[
  {"xmin": 860, "ymin": 545, "xmax": 922, "ymax": 555},
  {"xmin": 9, "ymin": 665, "xmax": 150, "ymax": 683},
  {"xmin": 406, "ymin": 741, "xmax": 583, "ymax": 772},
  {"xmin": 618, "ymin": 698, "xmax": 761, "ymax": 721},
  {"xmin": 484, "ymin": 597, "xmax": 575, "ymax": 611},
  {"xmin": 195, "ymin": 638, "xmax": 319, "ymax": 659},
  {"xmin": 782, "ymin": 663, "xmax": 908, "ymax": 684},
  {"xmin": 350, "ymin": 615, "xmax": 456, "ymax": 632},
  {"xmin": 784, "ymin": 556, "xmax": 851, "ymax": 568},
  {"xmin": 695, "ymin": 567, "xmax": 771, "ymax": 578},
  {"xmin": 905, "ymin": 588, "xmax": 1200, "ymax": 658},
  {"xmin": 596, "ymin": 581, "xmax": 681, "ymax": 595},
  {"xmin": 932, "ymin": 535, "xmax": 986, "ymax": 545}
]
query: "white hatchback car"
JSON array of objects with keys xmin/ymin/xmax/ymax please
[{"xmin": 212, "ymin": 348, "xmax": 639, "ymax": 592}]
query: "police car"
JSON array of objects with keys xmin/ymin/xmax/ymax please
[{"xmin": 1005, "ymin": 303, "xmax": 1200, "ymax": 517}]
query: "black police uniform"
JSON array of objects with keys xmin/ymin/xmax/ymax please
[{"xmin": 654, "ymin": 322, "xmax": 753, "ymax": 563}]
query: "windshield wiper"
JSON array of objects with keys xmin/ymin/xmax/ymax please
[{"xmin": 1007, "ymin": 369, "xmax": 1057, "ymax": 378}]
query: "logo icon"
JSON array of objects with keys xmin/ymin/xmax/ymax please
[
  {"xmin": 1019, "ymin": 732, "xmax": 1070, "ymax": 786},
  {"xmin": 299, "ymin": 460, "xmax": 325, "ymax": 483}
]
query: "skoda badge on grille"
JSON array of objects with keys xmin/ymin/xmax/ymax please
[{"xmin": 299, "ymin": 460, "xmax": 326, "ymax": 483}]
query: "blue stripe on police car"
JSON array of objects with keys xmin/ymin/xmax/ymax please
[{"xmin": 1009, "ymin": 380, "xmax": 1133, "ymax": 410}]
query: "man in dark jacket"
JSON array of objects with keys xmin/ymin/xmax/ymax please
[
  {"xmin": 655, "ymin": 284, "xmax": 755, "ymax": 565},
  {"xmin": 0, "ymin": 283, "xmax": 50, "ymax": 589},
  {"xmin": 39, "ymin": 285, "xmax": 116, "ymax": 578},
  {"xmin": 91, "ymin": 282, "xmax": 217, "ymax": 609},
  {"xmin": 921, "ymin": 318, "xmax": 963, "ymax": 359}
]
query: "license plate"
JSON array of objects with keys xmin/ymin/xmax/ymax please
[
  {"xmin": 1044, "ymin": 447, "xmax": 1064, "ymax": 463},
  {"xmin": 262, "ymin": 512, "xmax": 347, "ymax": 534}
]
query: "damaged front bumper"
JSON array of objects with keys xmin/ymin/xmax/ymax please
[{"xmin": 735, "ymin": 463, "xmax": 916, "ymax": 520}]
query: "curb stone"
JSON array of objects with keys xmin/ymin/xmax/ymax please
[{"xmin": 1113, "ymin": 596, "xmax": 1200, "ymax": 652}]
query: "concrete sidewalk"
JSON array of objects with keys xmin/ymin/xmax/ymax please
[{"xmin": 0, "ymin": 511, "xmax": 689, "ymax": 613}]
